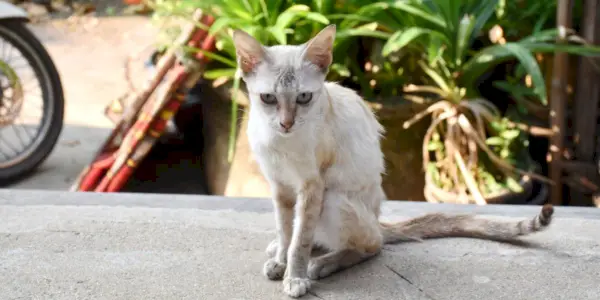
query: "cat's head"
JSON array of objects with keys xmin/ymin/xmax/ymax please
[{"xmin": 232, "ymin": 25, "xmax": 336, "ymax": 136}]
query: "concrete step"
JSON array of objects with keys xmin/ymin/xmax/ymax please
[{"xmin": 1, "ymin": 190, "xmax": 599, "ymax": 299}]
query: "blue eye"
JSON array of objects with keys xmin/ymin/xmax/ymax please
[
  {"xmin": 260, "ymin": 93, "xmax": 277, "ymax": 105},
  {"xmin": 296, "ymin": 92, "xmax": 313, "ymax": 105}
]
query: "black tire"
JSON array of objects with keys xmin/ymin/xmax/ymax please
[{"xmin": 0, "ymin": 20, "xmax": 64, "ymax": 184}]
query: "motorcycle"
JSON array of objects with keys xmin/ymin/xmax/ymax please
[{"xmin": 0, "ymin": 1, "xmax": 64, "ymax": 184}]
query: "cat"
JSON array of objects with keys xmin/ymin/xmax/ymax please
[{"xmin": 231, "ymin": 24, "xmax": 554, "ymax": 298}]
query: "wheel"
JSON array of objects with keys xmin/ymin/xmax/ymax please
[{"xmin": 0, "ymin": 20, "xmax": 65, "ymax": 184}]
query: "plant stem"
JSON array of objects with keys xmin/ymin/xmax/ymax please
[{"xmin": 227, "ymin": 72, "xmax": 241, "ymax": 162}]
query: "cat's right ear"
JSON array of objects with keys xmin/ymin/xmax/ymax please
[
  {"xmin": 232, "ymin": 30, "xmax": 266, "ymax": 74},
  {"xmin": 302, "ymin": 24, "xmax": 336, "ymax": 71}
]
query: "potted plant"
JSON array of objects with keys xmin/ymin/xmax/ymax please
[
  {"xmin": 350, "ymin": 0, "xmax": 600, "ymax": 204},
  {"xmin": 148, "ymin": 0, "xmax": 434, "ymax": 200}
]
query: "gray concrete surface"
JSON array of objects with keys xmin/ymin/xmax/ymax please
[{"xmin": 1, "ymin": 189, "xmax": 599, "ymax": 300}]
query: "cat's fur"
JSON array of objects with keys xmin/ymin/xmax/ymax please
[{"xmin": 232, "ymin": 25, "xmax": 554, "ymax": 298}]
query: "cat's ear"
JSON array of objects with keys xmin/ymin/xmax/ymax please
[
  {"xmin": 232, "ymin": 29, "xmax": 266, "ymax": 73},
  {"xmin": 303, "ymin": 24, "xmax": 336, "ymax": 71}
]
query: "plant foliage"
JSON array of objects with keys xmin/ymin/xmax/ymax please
[
  {"xmin": 149, "ymin": 0, "xmax": 600, "ymax": 203},
  {"xmin": 342, "ymin": 0, "xmax": 600, "ymax": 202}
]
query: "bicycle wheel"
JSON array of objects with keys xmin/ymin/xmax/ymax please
[{"xmin": 0, "ymin": 20, "xmax": 65, "ymax": 184}]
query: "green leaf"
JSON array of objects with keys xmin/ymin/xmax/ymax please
[
  {"xmin": 519, "ymin": 29, "xmax": 562, "ymax": 43},
  {"xmin": 470, "ymin": 0, "xmax": 500, "ymax": 44},
  {"xmin": 391, "ymin": 1, "xmax": 446, "ymax": 29},
  {"xmin": 455, "ymin": 14, "xmax": 476, "ymax": 65},
  {"xmin": 501, "ymin": 43, "xmax": 548, "ymax": 105},
  {"xmin": 427, "ymin": 36, "xmax": 445, "ymax": 65},
  {"xmin": 267, "ymin": 26, "xmax": 288, "ymax": 44},
  {"xmin": 485, "ymin": 136, "xmax": 505, "ymax": 146},
  {"xmin": 183, "ymin": 46, "xmax": 238, "ymax": 68},
  {"xmin": 330, "ymin": 63, "xmax": 351, "ymax": 77},
  {"xmin": 341, "ymin": 2, "xmax": 389, "ymax": 29},
  {"xmin": 208, "ymin": 17, "xmax": 232, "ymax": 35},
  {"xmin": 228, "ymin": 72, "xmax": 242, "ymax": 162},
  {"xmin": 257, "ymin": 0, "xmax": 270, "ymax": 25},
  {"xmin": 427, "ymin": 140, "xmax": 444, "ymax": 151},
  {"xmin": 337, "ymin": 22, "xmax": 392, "ymax": 40},
  {"xmin": 432, "ymin": 0, "xmax": 459, "ymax": 33},
  {"xmin": 501, "ymin": 129, "xmax": 520, "ymax": 140},
  {"xmin": 493, "ymin": 81, "xmax": 536, "ymax": 97},
  {"xmin": 460, "ymin": 43, "xmax": 548, "ymax": 104},
  {"xmin": 305, "ymin": 12, "xmax": 330, "ymax": 25},
  {"xmin": 418, "ymin": 61, "xmax": 451, "ymax": 93},
  {"xmin": 274, "ymin": 5, "xmax": 310, "ymax": 29},
  {"xmin": 382, "ymin": 27, "xmax": 446, "ymax": 57},
  {"xmin": 222, "ymin": 0, "xmax": 254, "ymax": 20},
  {"xmin": 326, "ymin": 13, "xmax": 378, "ymax": 24},
  {"xmin": 521, "ymin": 43, "xmax": 600, "ymax": 56},
  {"xmin": 203, "ymin": 68, "xmax": 237, "ymax": 80},
  {"xmin": 533, "ymin": 10, "xmax": 551, "ymax": 34}
]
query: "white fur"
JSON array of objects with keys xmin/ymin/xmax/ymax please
[
  {"xmin": 236, "ymin": 26, "xmax": 388, "ymax": 298},
  {"xmin": 247, "ymin": 76, "xmax": 386, "ymax": 250}
]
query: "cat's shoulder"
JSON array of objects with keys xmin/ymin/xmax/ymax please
[
  {"xmin": 324, "ymin": 81, "xmax": 361, "ymax": 98},
  {"xmin": 324, "ymin": 81, "xmax": 377, "ymax": 117}
]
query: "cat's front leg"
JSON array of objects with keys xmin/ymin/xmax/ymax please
[
  {"xmin": 263, "ymin": 184, "xmax": 295, "ymax": 281},
  {"xmin": 283, "ymin": 179, "xmax": 324, "ymax": 298}
]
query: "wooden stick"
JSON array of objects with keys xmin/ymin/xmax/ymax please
[
  {"xmin": 570, "ymin": 0, "xmax": 600, "ymax": 206},
  {"xmin": 548, "ymin": 0, "xmax": 572, "ymax": 205}
]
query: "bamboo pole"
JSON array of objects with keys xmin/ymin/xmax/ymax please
[
  {"xmin": 570, "ymin": 0, "xmax": 600, "ymax": 206},
  {"xmin": 548, "ymin": 0, "xmax": 573, "ymax": 205}
]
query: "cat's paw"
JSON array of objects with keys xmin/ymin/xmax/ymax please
[
  {"xmin": 307, "ymin": 259, "xmax": 337, "ymax": 280},
  {"xmin": 266, "ymin": 239, "xmax": 278, "ymax": 258},
  {"xmin": 263, "ymin": 259, "xmax": 286, "ymax": 280},
  {"xmin": 283, "ymin": 277, "xmax": 311, "ymax": 298}
]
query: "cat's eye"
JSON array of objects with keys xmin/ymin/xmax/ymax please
[
  {"xmin": 296, "ymin": 92, "xmax": 313, "ymax": 105},
  {"xmin": 260, "ymin": 93, "xmax": 277, "ymax": 105}
]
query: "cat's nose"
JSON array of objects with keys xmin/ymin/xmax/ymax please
[{"xmin": 279, "ymin": 120, "xmax": 295, "ymax": 130}]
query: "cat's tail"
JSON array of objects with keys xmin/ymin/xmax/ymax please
[{"xmin": 380, "ymin": 204, "xmax": 554, "ymax": 244}]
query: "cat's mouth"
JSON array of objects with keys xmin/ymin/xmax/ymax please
[{"xmin": 276, "ymin": 128, "xmax": 295, "ymax": 137}]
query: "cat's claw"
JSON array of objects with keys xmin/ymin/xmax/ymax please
[
  {"xmin": 283, "ymin": 277, "xmax": 311, "ymax": 298},
  {"xmin": 263, "ymin": 259, "xmax": 286, "ymax": 280}
]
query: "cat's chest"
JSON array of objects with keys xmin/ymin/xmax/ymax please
[{"xmin": 250, "ymin": 135, "xmax": 319, "ymax": 185}]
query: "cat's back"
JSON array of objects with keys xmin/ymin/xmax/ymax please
[
  {"xmin": 322, "ymin": 82, "xmax": 385, "ymax": 185},
  {"xmin": 324, "ymin": 82, "xmax": 384, "ymax": 140}
]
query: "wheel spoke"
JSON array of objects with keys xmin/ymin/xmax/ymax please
[
  {"xmin": 0, "ymin": 22, "xmax": 61, "ymax": 170},
  {"xmin": 0, "ymin": 133, "xmax": 20, "ymax": 156},
  {"xmin": 17, "ymin": 114, "xmax": 37, "ymax": 140}
]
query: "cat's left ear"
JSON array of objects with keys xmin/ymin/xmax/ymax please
[{"xmin": 303, "ymin": 24, "xmax": 336, "ymax": 71}]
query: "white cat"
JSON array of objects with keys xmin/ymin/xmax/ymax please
[{"xmin": 232, "ymin": 24, "xmax": 553, "ymax": 298}]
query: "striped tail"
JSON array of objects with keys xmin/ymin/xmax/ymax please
[{"xmin": 381, "ymin": 204, "xmax": 554, "ymax": 244}]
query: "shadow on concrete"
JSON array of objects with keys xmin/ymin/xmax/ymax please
[{"xmin": 5, "ymin": 124, "xmax": 208, "ymax": 195}]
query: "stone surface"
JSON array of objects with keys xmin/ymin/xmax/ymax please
[{"xmin": 1, "ymin": 189, "xmax": 599, "ymax": 300}]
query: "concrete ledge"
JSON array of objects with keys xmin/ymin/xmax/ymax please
[
  {"xmin": 2, "ymin": 189, "xmax": 600, "ymax": 219},
  {"xmin": 1, "ymin": 189, "xmax": 599, "ymax": 300}
]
